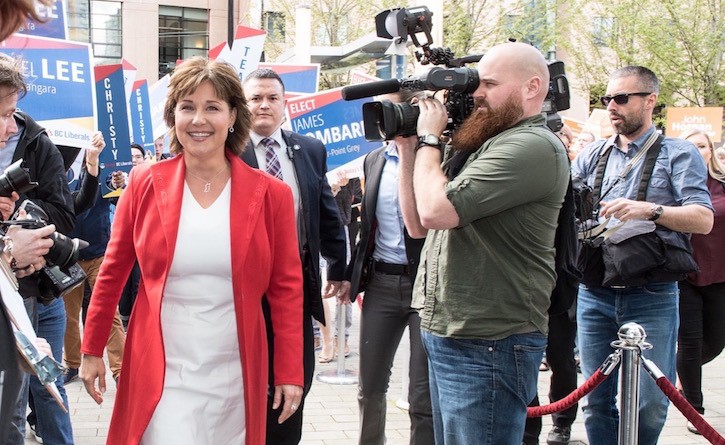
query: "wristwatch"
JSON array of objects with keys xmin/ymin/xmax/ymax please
[
  {"xmin": 417, "ymin": 134, "xmax": 442, "ymax": 150},
  {"xmin": 649, "ymin": 204, "xmax": 664, "ymax": 221}
]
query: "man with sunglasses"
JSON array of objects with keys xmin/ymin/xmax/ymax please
[{"xmin": 571, "ymin": 66, "xmax": 713, "ymax": 445}]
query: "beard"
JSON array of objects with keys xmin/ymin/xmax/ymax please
[
  {"xmin": 451, "ymin": 93, "xmax": 525, "ymax": 152},
  {"xmin": 610, "ymin": 108, "xmax": 645, "ymax": 137}
]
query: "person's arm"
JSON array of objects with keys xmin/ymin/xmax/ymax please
[
  {"xmin": 80, "ymin": 167, "xmax": 141, "ymax": 404},
  {"xmin": 265, "ymin": 184, "xmax": 305, "ymax": 423},
  {"xmin": 397, "ymin": 136, "xmax": 428, "ymax": 238},
  {"xmin": 600, "ymin": 199, "xmax": 713, "ymax": 234},
  {"xmin": 412, "ymin": 98, "xmax": 459, "ymax": 230}
]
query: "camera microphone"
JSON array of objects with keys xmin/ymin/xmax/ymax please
[{"xmin": 341, "ymin": 78, "xmax": 401, "ymax": 101}]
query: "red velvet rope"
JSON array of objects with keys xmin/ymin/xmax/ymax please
[
  {"xmin": 654, "ymin": 376, "xmax": 725, "ymax": 445},
  {"xmin": 527, "ymin": 369, "xmax": 608, "ymax": 418}
]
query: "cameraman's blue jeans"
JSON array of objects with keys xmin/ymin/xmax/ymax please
[
  {"xmin": 422, "ymin": 330, "xmax": 546, "ymax": 445},
  {"xmin": 577, "ymin": 282, "xmax": 678, "ymax": 445}
]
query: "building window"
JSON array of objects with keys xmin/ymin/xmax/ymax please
[
  {"xmin": 593, "ymin": 16, "xmax": 615, "ymax": 47},
  {"xmin": 159, "ymin": 6, "xmax": 208, "ymax": 78},
  {"xmin": 264, "ymin": 11, "xmax": 285, "ymax": 41},
  {"xmin": 67, "ymin": 0, "xmax": 122, "ymax": 65}
]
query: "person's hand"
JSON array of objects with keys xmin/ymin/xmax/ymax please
[
  {"xmin": 111, "ymin": 171, "xmax": 125, "ymax": 189},
  {"xmin": 394, "ymin": 134, "xmax": 419, "ymax": 159},
  {"xmin": 600, "ymin": 198, "xmax": 654, "ymax": 222},
  {"xmin": 337, "ymin": 280, "xmax": 351, "ymax": 304},
  {"xmin": 415, "ymin": 97, "xmax": 448, "ymax": 137},
  {"xmin": 85, "ymin": 132, "xmax": 105, "ymax": 176},
  {"xmin": 322, "ymin": 280, "xmax": 342, "ymax": 299},
  {"xmin": 0, "ymin": 192, "xmax": 19, "ymax": 220},
  {"xmin": 4, "ymin": 224, "xmax": 54, "ymax": 275},
  {"xmin": 86, "ymin": 131, "xmax": 105, "ymax": 162},
  {"xmin": 80, "ymin": 354, "xmax": 107, "ymax": 404},
  {"xmin": 273, "ymin": 384, "xmax": 303, "ymax": 424},
  {"xmin": 35, "ymin": 337, "xmax": 52, "ymax": 358}
]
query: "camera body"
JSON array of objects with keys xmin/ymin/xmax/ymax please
[
  {"xmin": 7, "ymin": 201, "xmax": 88, "ymax": 301},
  {"xmin": 0, "ymin": 161, "xmax": 87, "ymax": 301}
]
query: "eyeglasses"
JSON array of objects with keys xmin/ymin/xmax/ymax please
[{"xmin": 600, "ymin": 92, "xmax": 652, "ymax": 106}]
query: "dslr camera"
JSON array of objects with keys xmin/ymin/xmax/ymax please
[
  {"xmin": 341, "ymin": 6, "xmax": 571, "ymax": 140},
  {"xmin": 0, "ymin": 160, "xmax": 88, "ymax": 302}
]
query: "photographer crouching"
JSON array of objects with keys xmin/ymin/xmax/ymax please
[{"xmin": 398, "ymin": 41, "xmax": 569, "ymax": 444}]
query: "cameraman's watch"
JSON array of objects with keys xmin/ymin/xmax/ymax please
[
  {"xmin": 649, "ymin": 204, "xmax": 664, "ymax": 221},
  {"xmin": 417, "ymin": 134, "xmax": 442, "ymax": 150}
]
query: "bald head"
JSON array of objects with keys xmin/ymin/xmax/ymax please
[{"xmin": 477, "ymin": 42, "xmax": 549, "ymax": 116}]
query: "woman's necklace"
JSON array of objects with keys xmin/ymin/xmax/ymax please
[{"xmin": 186, "ymin": 164, "xmax": 228, "ymax": 193}]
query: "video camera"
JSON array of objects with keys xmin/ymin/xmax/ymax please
[
  {"xmin": 0, "ymin": 160, "xmax": 88, "ymax": 302},
  {"xmin": 341, "ymin": 6, "xmax": 571, "ymax": 141}
]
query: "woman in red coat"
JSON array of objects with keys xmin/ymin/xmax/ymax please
[{"xmin": 80, "ymin": 57, "xmax": 304, "ymax": 445}]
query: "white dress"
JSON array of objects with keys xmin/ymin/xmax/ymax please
[{"xmin": 141, "ymin": 181, "xmax": 246, "ymax": 444}]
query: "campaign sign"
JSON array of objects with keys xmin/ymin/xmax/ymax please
[
  {"xmin": 15, "ymin": 0, "xmax": 67, "ymax": 39},
  {"xmin": 129, "ymin": 79, "xmax": 154, "ymax": 152},
  {"xmin": 259, "ymin": 63, "xmax": 319, "ymax": 94},
  {"xmin": 149, "ymin": 74, "xmax": 171, "ymax": 140},
  {"xmin": 287, "ymin": 89, "xmax": 378, "ymax": 170},
  {"xmin": 227, "ymin": 26, "xmax": 266, "ymax": 79},
  {"xmin": 95, "ymin": 64, "xmax": 132, "ymax": 193},
  {"xmin": 0, "ymin": 34, "xmax": 96, "ymax": 148}
]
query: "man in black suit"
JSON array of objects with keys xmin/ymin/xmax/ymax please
[
  {"xmin": 242, "ymin": 68, "xmax": 347, "ymax": 445},
  {"xmin": 344, "ymin": 90, "xmax": 433, "ymax": 445}
]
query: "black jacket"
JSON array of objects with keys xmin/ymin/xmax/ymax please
[
  {"xmin": 346, "ymin": 147, "xmax": 425, "ymax": 300},
  {"xmin": 242, "ymin": 130, "xmax": 347, "ymax": 323},
  {"xmin": 11, "ymin": 112, "xmax": 76, "ymax": 300}
]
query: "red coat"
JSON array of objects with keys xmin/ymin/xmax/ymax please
[{"xmin": 81, "ymin": 151, "xmax": 304, "ymax": 445}]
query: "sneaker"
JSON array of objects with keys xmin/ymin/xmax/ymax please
[
  {"xmin": 547, "ymin": 425, "xmax": 571, "ymax": 445},
  {"xmin": 63, "ymin": 367, "xmax": 79, "ymax": 384},
  {"xmin": 28, "ymin": 423, "xmax": 43, "ymax": 444},
  {"xmin": 687, "ymin": 421, "xmax": 701, "ymax": 435}
]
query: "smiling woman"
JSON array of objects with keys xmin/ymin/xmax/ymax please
[
  {"xmin": 80, "ymin": 57, "xmax": 305, "ymax": 445},
  {"xmin": 0, "ymin": 0, "xmax": 53, "ymax": 42}
]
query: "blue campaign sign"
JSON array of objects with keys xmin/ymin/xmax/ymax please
[
  {"xmin": 287, "ymin": 89, "xmax": 378, "ymax": 170},
  {"xmin": 0, "ymin": 34, "xmax": 96, "ymax": 148},
  {"xmin": 129, "ymin": 79, "xmax": 155, "ymax": 153},
  {"xmin": 95, "ymin": 64, "xmax": 132, "ymax": 194},
  {"xmin": 259, "ymin": 63, "xmax": 319, "ymax": 94},
  {"xmin": 15, "ymin": 0, "xmax": 68, "ymax": 39}
]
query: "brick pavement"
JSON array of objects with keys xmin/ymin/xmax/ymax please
[{"xmin": 29, "ymin": 302, "xmax": 725, "ymax": 444}]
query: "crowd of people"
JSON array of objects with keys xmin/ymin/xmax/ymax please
[{"xmin": 1, "ymin": 6, "xmax": 724, "ymax": 445}]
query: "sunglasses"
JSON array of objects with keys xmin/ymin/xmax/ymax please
[{"xmin": 600, "ymin": 92, "xmax": 652, "ymax": 106}]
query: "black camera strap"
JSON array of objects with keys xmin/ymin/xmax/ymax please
[{"xmin": 591, "ymin": 131, "xmax": 663, "ymax": 209}]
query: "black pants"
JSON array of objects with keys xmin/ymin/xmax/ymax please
[
  {"xmin": 523, "ymin": 310, "xmax": 578, "ymax": 443},
  {"xmin": 264, "ymin": 298, "xmax": 315, "ymax": 445},
  {"xmin": 358, "ymin": 271, "xmax": 433, "ymax": 445},
  {"xmin": 677, "ymin": 280, "xmax": 725, "ymax": 414}
]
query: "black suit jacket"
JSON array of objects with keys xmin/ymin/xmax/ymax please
[
  {"xmin": 346, "ymin": 147, "xmax": 425, "ymax": 301},
  {"xmin": 242, "ymin": 129, "xmax": 347, "ymax": 323}
]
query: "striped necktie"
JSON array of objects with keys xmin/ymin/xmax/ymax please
[{"xmin": 261, "ymin": 137, "xmax": 283, "ymax": 180}]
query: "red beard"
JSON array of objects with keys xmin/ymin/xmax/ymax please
[{"xmin": 451, "ymin": 93, "xmax": 524, "ymax": 152}]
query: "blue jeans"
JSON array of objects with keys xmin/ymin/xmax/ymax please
[
  {"xmin": 576, "ymin": 282, "xmax": 678, "ymax": 445},
  {"xmin": 29, "ymin": 299, "xmax": 74, "ymax": 445},
  {"xmin": 422, "ymin": 330, "xmax": 546, "ymax": 445}
]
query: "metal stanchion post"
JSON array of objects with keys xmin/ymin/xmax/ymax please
[
  {"xmin": 611, "ymin": 322, "xmax": 652, "ymax": 445},
  {"xmin": 316, "ymin": 302, "xmax": 358, "ymax": 385}
]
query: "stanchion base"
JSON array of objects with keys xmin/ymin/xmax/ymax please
[{"xmin": 316, "ymin": 369, "xmax": 358, "ymax": 385}]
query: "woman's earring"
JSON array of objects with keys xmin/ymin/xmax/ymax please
[{"xmin": 229, "ymin": 126, "xmax": 235, "ymax": 133}]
